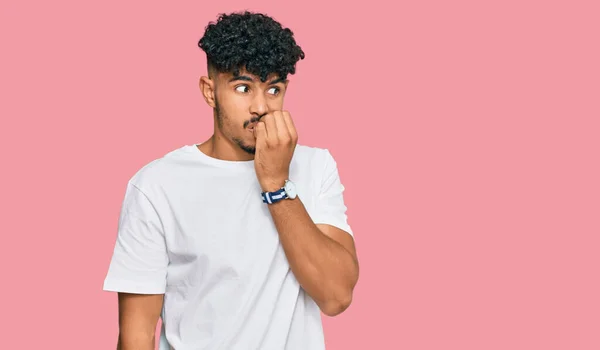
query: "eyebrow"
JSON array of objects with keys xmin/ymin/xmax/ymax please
[{"xmin": 229, "ymin": 75, "xmax": 286, "ymax": 85}]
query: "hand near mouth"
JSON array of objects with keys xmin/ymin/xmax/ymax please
[{"xmin": 253, "ymin": 110, "xmax": 298, "ymax": 192}]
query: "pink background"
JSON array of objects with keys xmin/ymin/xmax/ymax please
[{"xmin": 1, "ymin": 0, "xmax": 599, "ymax": 349}]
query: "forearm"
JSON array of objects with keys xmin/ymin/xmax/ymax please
[{"xmin": 267, "ymin": 197, "xmax": 359, "ymax": 316}]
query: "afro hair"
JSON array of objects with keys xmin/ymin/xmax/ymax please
[{"xmin": 198, "ymin": 11, "xmax": 305, "ymax": 82}]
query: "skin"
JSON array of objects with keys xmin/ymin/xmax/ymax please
[{"xmin": 116, "ymin": 65, "xmax": 359, "ymax": 349}]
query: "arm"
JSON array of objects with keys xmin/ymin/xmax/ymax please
[
  {"xmin": 266, "ymin": 196, "xmax": 359, "ymax": 316},
  {"xmin": 103, "ymin": 182, "xmax": 169, "ymax": 349},
  {"xmin": 253, "ymin": 111, "xmax": 359, "ymax": 316},
  {"xmin": 116, "ymin": 293, "xmax": 164, "ymax": 350}
]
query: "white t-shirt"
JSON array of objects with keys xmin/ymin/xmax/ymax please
[{"xmin": 103, "ymin": 143, "xmax": 353, "ymax": 350}]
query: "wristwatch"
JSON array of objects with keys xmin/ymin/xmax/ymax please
[{"xmin": 261, "ymin": 179, "xmax": 297, "ymax": 204}]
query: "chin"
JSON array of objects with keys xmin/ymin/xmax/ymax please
[
  {"xmin": 233, "ymin": 137, "xmax": 256, "ymax": 155},
  {"xmin": 240, "ymin": 145, "xmax": 256, "ymax": 155}
]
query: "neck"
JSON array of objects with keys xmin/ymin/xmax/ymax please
[{"xmin": 197, "ymin": 118, "xmax": 254, "ymax": 162}]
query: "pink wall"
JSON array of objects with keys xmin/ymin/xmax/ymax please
[{"xmin": 1, "ymin": 0, "xmax": 598, "ymax": 349}]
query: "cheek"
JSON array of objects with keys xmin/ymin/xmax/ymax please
[
  {"xmin": 233, "ymin": 98, "xmax": 250, "ymax": 112},
  {"xmin": 268, "ymin": 97, "xmax": 285, "ymax": 110},
  {"xmin": 219, "ymin": 96, "xmax": 247, "ymax": 119},
  {"xmin": 218, "ymin": 89, "xmax": 247, "ymax": 109},
  {"xmin": 221, "ymin": 102, "xmax": 252, "ymax": 133}
]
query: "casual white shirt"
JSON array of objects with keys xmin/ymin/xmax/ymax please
[{"xmin": 103, "ymin": 143, "xmax": 353, "ymax": 350}]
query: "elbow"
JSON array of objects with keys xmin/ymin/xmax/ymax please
[{"xmin": 321, "ymin": 291, "xmax": 353, "ymax": 317}]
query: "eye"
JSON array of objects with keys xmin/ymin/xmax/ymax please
[
  {"xmin": 235, "ymin": 85, "xmax": 250, "ymax": 93},
  {"xmin": 268, "ymin": 87, "xmax": 280, "ymax": 95}
]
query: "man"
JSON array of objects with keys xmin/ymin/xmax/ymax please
[{"xmin": 103, "ymin": 11, "xmax": 359, "ymax": 350}]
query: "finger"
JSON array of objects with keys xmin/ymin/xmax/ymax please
[
  {"xmin": 254, "ymin": 121, "xmax": 267, "ymax": 146},
  {"xmin": 262, "ymin": 113, "xmax": 278, "ymax": 144},
  {"xmin": 281, "ymin": 111, "xmax": 297, "ymax": 142},
  {"xmin": 273, "ymin": 111, "xmax": 290, "ymax": 143}
]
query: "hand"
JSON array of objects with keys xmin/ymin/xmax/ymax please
[{"xmin": 253, "ymin": 110, "xmax": 298, "ymax": 192}]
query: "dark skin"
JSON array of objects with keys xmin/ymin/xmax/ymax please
[{"xmin": 115, "ymin": 66, "xmax": 359, "ymax": 350}]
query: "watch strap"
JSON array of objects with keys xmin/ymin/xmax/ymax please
[{"xmin": 261, "ymin": 187, "xmax": 288, "ymax": 204}]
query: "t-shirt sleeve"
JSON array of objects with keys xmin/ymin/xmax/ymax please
[
  {"xmin": 103, "ymin": 181, "xmax": 168, "ymax": 294},
  {"xmin": 311, "ymin": 149, "xmax": 354, "ymax": 237}
]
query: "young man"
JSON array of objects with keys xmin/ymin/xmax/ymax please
[{"xmin": 103, "ymin": 11, "xmax": 359, "ymax": 350}]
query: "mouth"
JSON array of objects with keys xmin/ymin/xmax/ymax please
[{"xmin": 244, "ymin": 117, "xmax": 262, "ymax": 131}]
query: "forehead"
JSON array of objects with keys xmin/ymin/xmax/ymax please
[{"xmin": 217, "ymin": 68, "xmax": 281, "ymax": 83}]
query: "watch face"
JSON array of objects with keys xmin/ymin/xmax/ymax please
[{"xmin": 284, "ymin": 180, "xmax": 297, "ymax": 199}]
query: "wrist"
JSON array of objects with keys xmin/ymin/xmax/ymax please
[
  {"xmin": 260, "ymin": 177, "xmax": 287, "ymax": 192},
  {"xmin": 260, "ymin": 178, "xmax": 298, "ymax": 204},
  {"xmin": 260, "ymin": 176, "xmax": 287, "ymax": 192}
]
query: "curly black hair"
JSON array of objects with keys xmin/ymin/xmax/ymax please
[{"xmin": 198, "ymin": 11, "xmax": 305, "ymax": 82}]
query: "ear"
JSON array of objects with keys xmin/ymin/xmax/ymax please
[{"xmin": 199, "ymin": 76, "xmax": 216, "ymax": 108}]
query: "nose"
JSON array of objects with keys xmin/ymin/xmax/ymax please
[{"xmin": 249, "ymin": 92, "xmax": 268, "ymax": 117}]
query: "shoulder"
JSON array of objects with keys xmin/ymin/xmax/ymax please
[
  {"xmin": 292, "ymin": 143, "xmax": 337, "ymax": 167},
  {"xmin": 291, "ymin": 144, "xmax": 342, "ymax": 186},
  {"xmin": 125, "ymin": 145, "xmax": 194, "ymax": 190}
]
